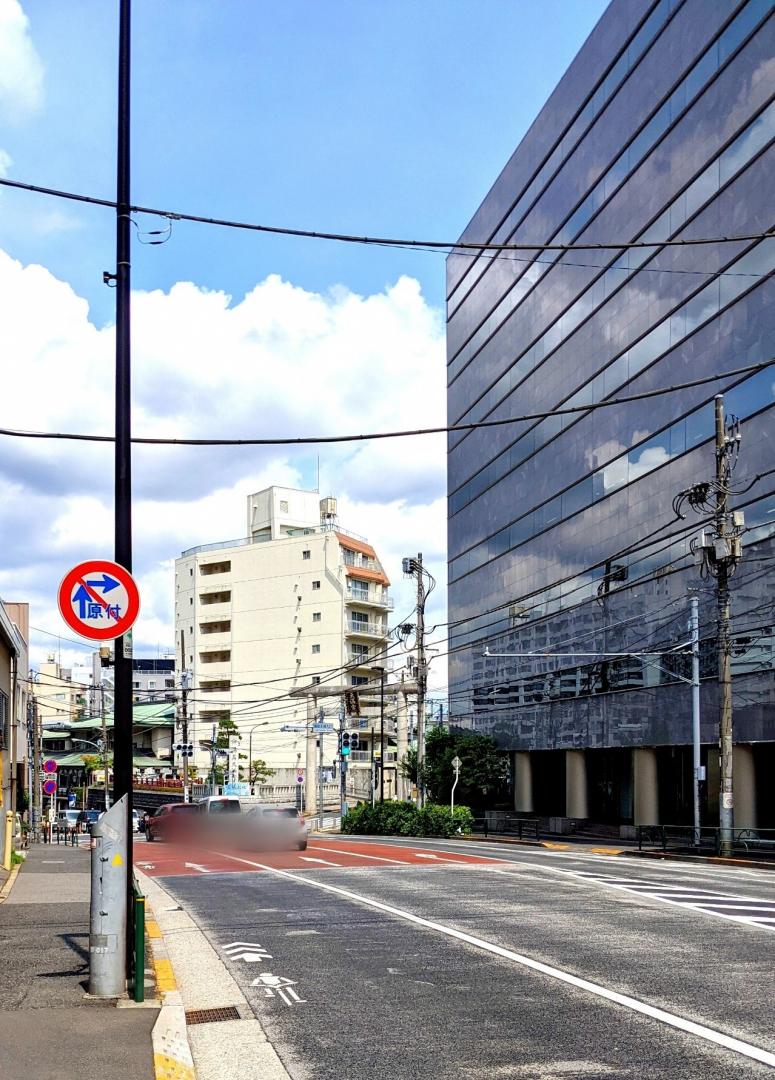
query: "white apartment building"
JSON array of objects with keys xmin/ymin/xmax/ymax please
[{"xmin": 174, "ymin": 486, "xmax": 394, "ymax": 779}]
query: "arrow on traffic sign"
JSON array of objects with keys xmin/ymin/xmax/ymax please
[{"xmin": 86, "ymin": 574, "xmax": 120, "ymax": 593}]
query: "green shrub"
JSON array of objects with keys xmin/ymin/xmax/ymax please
[{"xmin": 341, "ymin": 800, "xmax": 473, "ymax": 838}]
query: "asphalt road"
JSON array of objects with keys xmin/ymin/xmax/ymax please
[{"xmin": 140, "ymin": 834, "xmax": 775, "ymax": 1079}]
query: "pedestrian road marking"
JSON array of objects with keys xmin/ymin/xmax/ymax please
[
  {"xmin": 212, "ymin": 848, "xmax": 775, "ymax": 1070},
  {"xmin": 184, "ymin": 862, "xmax": 212, "ymax": 874},
  {"xmin": 299, "ymin": 856, "xmax": 341, "ymax": 866},
  {"xmin": 563, "ymin": 870, "xmax": 775, "ymax": 932}
]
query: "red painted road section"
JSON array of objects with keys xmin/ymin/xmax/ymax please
[{"xmin": 133, "ymin": 837, "xmax": 501, "ymax": 878}]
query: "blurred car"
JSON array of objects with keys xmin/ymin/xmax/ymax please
[
  {"xmin": 240, "ymin": 806, "xmax": 307, "ymax": 851},
  {"xmin": 146, "ymin": 802, "xmax": 201, "ymax": 842}
]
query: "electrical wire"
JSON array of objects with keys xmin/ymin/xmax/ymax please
[
  {"xmin": 2, "ymin": 357, "xmax": 774, "ymax": 448},
  {"xmin": 1, "ymin": 175, "xmax": 772, "ymax": 253}
]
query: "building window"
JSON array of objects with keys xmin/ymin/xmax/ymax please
[
  {"xmin": 200, "ymin": 560, "xmax": 231, "ymax": 576},
  {"xmin": 349, "ymin": 579, "xmax": 369, "ymax": 600},
  {"xmin": 351, "ymin": 643, "xmax": 369, "ymax": 661},
  {"xmin": 148, "ymin": 680, "xmax": 156, "ymax": 689},
  {"xmin": 302, "ymin": 550, "xmax": 311, "ymax": 560},
  {"xmin": 312, "ymin": 580, "xmax": 321, "ymax": 590},
  {"xmin": 312, "ymin": 644, "xmax": 321, "ymax": 654},
  {"xmin": 312, "ymin": 676, "xmax": 321, "ymax": 685},
  {"xmin": 351, "ymin": 611, "xmax": 369, "ymax": 627},
  {"xmin": 132, "ymin": 681, "xmax": 140, "ymax": 689},
  {"xmin": 351, "ymin": 676, "xmax": 368, "ymax": 686},
  {"xmin": 312, "ymin": 612, "xmax": 321, "ymax": 622},
  {"xmin": 280, "ymin": 500, "xmax": 289, "ymax": 512}
]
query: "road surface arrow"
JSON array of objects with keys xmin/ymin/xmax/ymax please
[{"xmin": 184, "ymin": 862, "xmax": 212, "ymax": 874}]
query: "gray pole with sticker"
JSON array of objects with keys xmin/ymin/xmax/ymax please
[{"xmin": 89, "ymin": 795, "xmax": 128, "ymax": 997}]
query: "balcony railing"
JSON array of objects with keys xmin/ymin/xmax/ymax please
[
  {"xmin": 343, "ymin": 552, "xmax": 382, "ymax": 573},
  {"xmin": 347, "ymin": 619, "xmax": 387, "ymax": 637},
  {"xmin": 345, "ymin": 587, "xmax": 394, "ymax": 609}
]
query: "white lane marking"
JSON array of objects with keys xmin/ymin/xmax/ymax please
[
  {"xmin": 414, "ymin": 853, "xmax": 439, "ymax": 860},
  {"xmin": 298, "ymin": 856, "xmax": 341, "ymax": 867},
  {"xmin": 313, "ymin": 845, "xmax": 406, "ymax": 865},
  {"xmin": 213, "ymin": 849, "xmax": 775, "ymax": 1069},
  {"xmin": 184, "ymin": 862, "xmax": 212, "ymax": 874}
]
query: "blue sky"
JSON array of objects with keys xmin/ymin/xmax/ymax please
[
  {"xmin": 0, "ymin": 0, "xmax": 608, "ymax": 688},
  {"xmin": 1, "ymin": 0, "xmax": 607, "ymax": 323}
]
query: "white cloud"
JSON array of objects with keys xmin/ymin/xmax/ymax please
[
  {"xmin": 0, "ymin": 148, "xmax": 11, "ymax": 177},
  {"xmin": 0, "ymin": 249, "xmax": 448, "ymax": 675},
  {"xmin": 0, "ymin": 0, "xmax": 44, "ymax": 121}
]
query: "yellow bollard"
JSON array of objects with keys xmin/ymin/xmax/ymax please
[{"xmin": 2, "ymin": 811, "xmax": 13, "ymax": 871}]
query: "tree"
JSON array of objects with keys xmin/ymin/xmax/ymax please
[
  {"xmin": 216, "ymin": 717, "xmax": 241, "ymax": 749},
  {"xmin": 422, "ymin": 728, "xmax": 508, "ymax": 808},
  {"xmin": 81, "ymin": 753, "xmax": 112, "ymax": 785},
  {"xmin": 249, "ymin": 759, "xmax": 275, "ymax": 785}
]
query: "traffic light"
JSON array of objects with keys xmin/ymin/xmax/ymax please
[
  {"xmin": 174, "ymin": 743, "xmax": 194, "ymax": 758},
  {"xmin": 350, "ymin": 732, "xmax": 360, "ymax": 752},
  {"xmin": 341, "ymin": 732, "xmax": 351, "ymax": 757}
]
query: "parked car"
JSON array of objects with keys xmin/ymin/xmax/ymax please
[
  {"xmin": 54, "ymin": 810, "xmax": 81, "ymax": 833},
  {"xmin": 240, "ymin": 806, "xmax": 308, "ymax": 851},
  {"xmin": 146, "ymin": 802, "xmax": 201, "ymax": 842}
]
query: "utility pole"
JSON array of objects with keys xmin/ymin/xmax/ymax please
[
  {"xmin": 689, "ymin": 593, "xmax": 702, "ymax": 846},
  {"xmin": 674, "ymin": 394, "xmax": 743, "ymax": 858},
  {"xmin": 714, "ymin": 397, "xmax": 735, "ymax": 856},
  {"xmin": 402, "ymin": 553, "xmax": 429, "ymax": 807},
  {"xmin": 31, "ymin": 696, "xmax": 41, "ymax": 841},
  {"xmin": 101, "ymin": 685, "xmax": 110, "ymax": 811},
  {"xmin": 111, "ymin": 0, "xmax": 133, "ymax": 967},
  {"xmin": 338, "ymin": 700, "xmax": 347, "ymax": 822},
  {"xmin": 370, "ymin": 726, "xmax": 376, "ymax": 808},
  {"xmin": 379, "ymin": 667, "xmax": 385, "ymax": 802},
  {"xmin": 180, "ymin": 671, "xmax": 191, "ymax": 803},
  {"xmin": 317, "ymin": 713, "xmax": 324, "ymax": 829}
]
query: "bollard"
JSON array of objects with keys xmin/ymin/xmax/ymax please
[
  {"xmin": 2, "ymin": 811, "xmax": 13, "ymax": 871},
  {"xmin": 89, "ymin": 794, "xmax": 128, "ymax": 997},
  {"xmin": 133, "ymin": 885, "xmax": 146, "ymax": 1003}
]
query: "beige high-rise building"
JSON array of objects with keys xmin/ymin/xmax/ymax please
[{"xmin": 174, "ymin": 486, "xmax": 394, "ymax": 781}]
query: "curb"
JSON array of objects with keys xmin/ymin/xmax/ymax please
[
  {"xmin": 140, "ymin": 876, "xmax": 196, "ymax": 1080},
  {"xmin": 624, "ymin": 849, "xmax": 775, "ymax": 872},
  {"xmin": 0, "ymin": 862, "xmax": 21, "ymax": 903}
]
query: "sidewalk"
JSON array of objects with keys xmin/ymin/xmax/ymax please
[{"xmin": 0, "ymin": 841, "xmax": 158, "ymax": 1080}]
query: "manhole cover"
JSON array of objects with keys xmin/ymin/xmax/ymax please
[{"xmin": 185, "ymin": 1005, "xmax": 241, "ymax": 1025}]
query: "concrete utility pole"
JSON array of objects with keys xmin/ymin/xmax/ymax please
[
  {"xmin": 714, "ymin": 397, "xmax": 737, "ymax": 856},
  {"xmin": 317, "ymin": 711, "xmax": 324, "ymax": 829},
  {"xmin": 396, "ymin": 681, "xmax": 409, "ymax": 800},
  {"xmin": 31, "ymin": 696, "xmax": 41, "ymax": 841},
  {"xmin": 100, "ymin": 684, "xmax": 110, "ymax": 811},
  {"xmin": 305, "ymin": 697, "xmax": 317, "ymax": 817},
  {"xmin": 689, "ymin": 593, "xmax": 702, "ymax": 845},
  {"xmin": 180, "ymin": 670, "xmax": 191, "ymax": 802},
  {"xmin": 674, "ymin": 393, "xmax": 743, "ymax": 857},
  {"xmin": 379, "ymin": 667, "xmax": 385, "ymax": 802},
  {"xmin": 403, "ymin": 553, "xmax": 429, "ymax": 807}
]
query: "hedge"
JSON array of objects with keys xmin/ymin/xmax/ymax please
[{"xmin": 341, "ymin": 801, "xmax": 474, "ymax": 838}]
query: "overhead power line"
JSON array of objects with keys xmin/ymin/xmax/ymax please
[
  {"xmin": 0, "ymin": 176, "xmax": 773, "ymax": 254},
  {"xmin": 1, "ymin": 357, "xmax": 773, "ymax": 448}
]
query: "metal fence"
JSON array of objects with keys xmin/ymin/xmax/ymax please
[
  {"xmin": 636, "ymin": 825, "xmax": 775, "ymax": 858},
  {"xmin": 473, "ymin": 813, "xmax": 540, "ymax": 840}
]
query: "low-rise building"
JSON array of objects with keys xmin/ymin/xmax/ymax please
[{"xmin": 0, "ymin": 599, "xmax": 29, "ymax": 861}]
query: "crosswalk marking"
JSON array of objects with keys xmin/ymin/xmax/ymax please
[{"xmin": 571, "ymin": 871, "xmax": 775, "ymax": 931}]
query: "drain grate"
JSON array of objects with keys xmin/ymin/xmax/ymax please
[{"xmin": 185, "ymin": 1005, "xmax": 241, "ymax": 1025}]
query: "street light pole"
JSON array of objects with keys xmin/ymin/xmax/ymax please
[{"xmin": 247, "ymin": 722, "xmax": 269, "ymax": 791}]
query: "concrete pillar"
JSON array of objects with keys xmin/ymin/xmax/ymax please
[
  {"xmin": 305, "ymin": 696, "xmax": 317, "ymax": 815},
  {"xmin": 633, "ymin": 748, "xmax": 659, "ymax": 826},
  {"xmin": 395, "ymin": 687, "xmax": 409, "ymax": 800},
  {"xmin": 514, "ymin": 752, "xmax": 533, "ymax": 813},
  {"xmin": 565, "ymin": 750, "xmax": 588, "ymax": 820},
  {"xmin": 733, "ymin": 745, "xmax": 756, "ymax": 829}
]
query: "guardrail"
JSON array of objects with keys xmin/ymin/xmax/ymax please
[{"xmin": 636, "ymin": 825, "xmax": 775, "ymax": 858}]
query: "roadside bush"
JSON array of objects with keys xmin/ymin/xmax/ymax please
[{"xmin": 341, "ymin": 801, "xmax": 473, "ymax": 838}]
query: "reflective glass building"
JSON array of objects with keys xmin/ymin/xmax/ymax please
[{"xmin": 447, "ymin": 0, "xmax": 775, "ymax": 829}]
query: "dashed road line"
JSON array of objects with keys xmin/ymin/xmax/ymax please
[{"xmin": 212, "ymin": 849, "xmax": 775, "ymax": 1070}]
